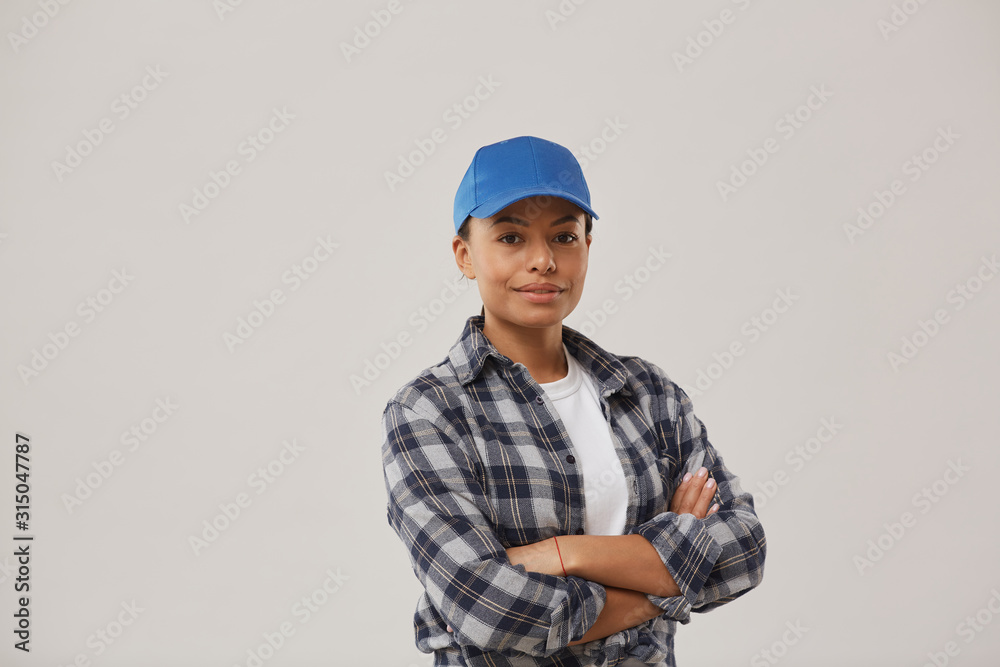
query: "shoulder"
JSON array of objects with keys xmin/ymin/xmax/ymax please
[
  {"xmin": 619, "ymin": 355, "xmax": 686, "ymax": 400},
  {"xmin": 562, "ymin": 323, "xmax": 693, "ymax": 411},
  {"xmin": 583, "ymin": 345, "xmax": 692, "ymax": 423},
  {"xmin": 383, "ymin": 314, "xmax": 493, "ymax": 418},
  {"xmin": 566, "ymin": 327, "xmax": 678, "ymax": 395},
  {"xmin": 381, "ymin": 354, "xmax": 469, "ymax": 426},
  {"xmin": 615, "ymin": 353, "xmax": 668, "ymax": 384},
  {"xmin": 380, "ymin": 356, "xmax": 487, "ymax": 477}
]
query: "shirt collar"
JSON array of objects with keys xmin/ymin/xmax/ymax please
[{"xmin": 448, "ymin": 314, "xmax": 630, "ymax": 395}]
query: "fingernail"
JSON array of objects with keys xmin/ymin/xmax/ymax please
[
  {"xmin": 682, "ymin": 472, "xmax": 692, "ymax": 482},
  {"xmin": 706, "ymin": 478, "xmax": 715, "ymax": 489},
  {"xmin": 709, "ymin": 503, "xmax": 719, "ymax": 513},
  {"xmin": 697, "ymin": 467, "xmax": 707, "ymax": 477}
]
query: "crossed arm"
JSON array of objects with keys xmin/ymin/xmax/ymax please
[{"xmin": 505, "ymin": 466, "xmax": 720, "ymax": 645}]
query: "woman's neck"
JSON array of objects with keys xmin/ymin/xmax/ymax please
[{"xmin": 482, "ymin": 316, "xmax": 568, "ymax": 384}]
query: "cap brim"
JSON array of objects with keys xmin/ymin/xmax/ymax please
[{"xmin": 468, "ymin": 186, "xmax": 599, "ymax": 222}]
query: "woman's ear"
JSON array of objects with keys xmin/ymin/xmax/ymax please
[{"xmin": 453, "ymin": 236, "xmax": 475, "ymax": 280}]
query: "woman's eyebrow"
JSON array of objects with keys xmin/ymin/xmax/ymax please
[{"xmin": 489, "ymin": 215, "xmax": 579, "ymax": 228}]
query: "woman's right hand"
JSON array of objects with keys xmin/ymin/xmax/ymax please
[{"xmin": 669, "ymin": 466, "xmax": 719, "ymax": 519}]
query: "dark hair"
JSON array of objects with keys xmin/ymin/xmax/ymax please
[{"xmin": 456, "ymin": 210, "xmax": 593, "ymax": 317}]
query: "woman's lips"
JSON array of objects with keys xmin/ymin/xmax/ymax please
[{"xmin": 515, "ymin": 288, "xmax": 562, "ymax": 303}]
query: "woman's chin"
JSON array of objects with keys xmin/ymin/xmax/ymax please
[{"xmin": 505, "ymin": 308, "xmax": 568, "ymax": 329}]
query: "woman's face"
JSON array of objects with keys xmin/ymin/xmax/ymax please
[{"xmin": 454, "ymin": 195, "xmax": 592, "ymax": 332}]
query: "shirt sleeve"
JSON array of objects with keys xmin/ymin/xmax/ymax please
[
  {"xmin": 381, "ymin": 396, "xmax": 607, "ymax": 657},
  {"xmin": 629, "ymin": 362, "xmax": 767, "ymax": 624}
]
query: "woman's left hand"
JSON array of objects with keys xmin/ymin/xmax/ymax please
[{"xmin": 506, "ymin": 537, "xmax": 566, "ymax": 576}]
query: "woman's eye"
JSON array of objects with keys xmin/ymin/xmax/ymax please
[{"xmin": 498, "ymin": 233, "xmax": 576, "ymax": 244}]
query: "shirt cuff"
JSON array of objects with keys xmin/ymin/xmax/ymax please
[
  {"xmin": 632, "ymin": 512, "xmax": 723, "ymax": 623},
  {"xmin": 546, "ymin": 575, "xmax": 607, "ymax": 650}
]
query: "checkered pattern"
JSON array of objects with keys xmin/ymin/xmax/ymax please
[{"xmin": 381, "ymin": 315, "xmax": 766, "ymax": 666}]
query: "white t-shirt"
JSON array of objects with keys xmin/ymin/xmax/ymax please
[{"xmin": 537, "ymin": 343, "xmax": 629, "ymax": 535}]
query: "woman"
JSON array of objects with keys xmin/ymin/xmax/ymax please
[{"xmin": 381, "ymin": 136, "xmax": 766, "ymax": 667}]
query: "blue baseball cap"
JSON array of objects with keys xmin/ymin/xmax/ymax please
[{"xmin": 453, "ymin": 136, "xmax": 599, "ymax": 233}]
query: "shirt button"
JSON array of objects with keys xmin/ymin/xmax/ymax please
[
  {"xmin": 566, "ymin": 455, "xmax": 576, "ymax": 464},
  {"xmin": 575, "ymin": 528, "xmax": 584, "ymax": 535},
  {"xmin": 535, "ymin": 396, "xmax": 544, "ymax": 404}
]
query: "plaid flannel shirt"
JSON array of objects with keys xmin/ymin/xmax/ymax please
[{"xmin": 381, "ymin": 315, "xmax": 766, "ymax": 667}]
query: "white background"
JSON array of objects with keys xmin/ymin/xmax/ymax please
[{"xmin": 1, "ymin": 1, "xmax": 999, "ymax": 666}]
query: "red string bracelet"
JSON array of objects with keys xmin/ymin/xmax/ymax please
[{"xmin": 553, "ymin": 536, "xmax": 567, "ymax": 577}]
